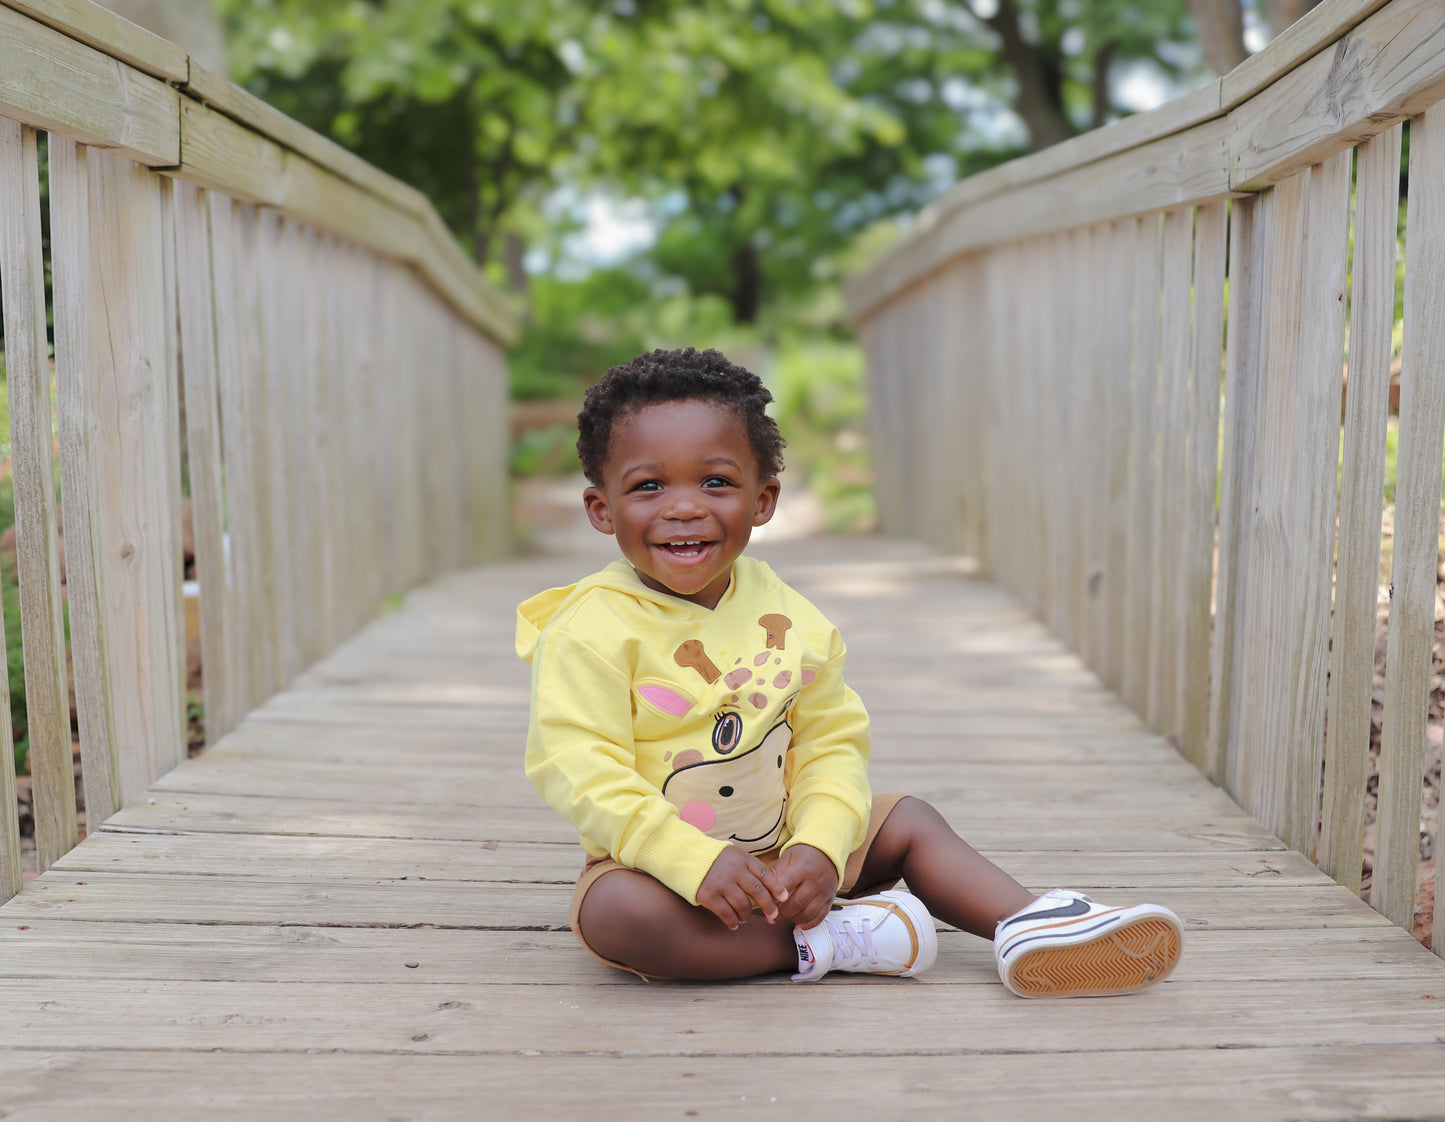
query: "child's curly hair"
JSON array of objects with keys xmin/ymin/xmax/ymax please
[{"xmin": 576, "ymin": 347, "xmax": 786, "ymax": 485}]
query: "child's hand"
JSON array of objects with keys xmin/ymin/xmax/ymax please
[
  {"xmin": 771, "ymin": 844, "xmax": 839, "ymax": 930},
  {"xmin": 696, "ymin": 846, "xmax": 791, "ymax": 931}
]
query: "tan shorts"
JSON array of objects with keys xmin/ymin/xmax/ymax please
[{"xmin": 569, "ymin": 793, "xmax": 908, "ymax": 978}]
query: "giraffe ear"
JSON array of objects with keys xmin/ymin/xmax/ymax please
[{"xmin": 637, "ymin": 683, "xmax": 694, "ymax": 718}]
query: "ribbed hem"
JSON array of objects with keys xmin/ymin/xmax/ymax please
[
  {"xmin": 781, "ymin": 793, "xmax": 867, "ymax": 883},
  {"xmin": 630, "ymin": 818, "xmax": 731, "ymax": 905}
]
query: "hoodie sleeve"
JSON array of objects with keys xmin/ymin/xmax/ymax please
[
  {"xmin": 778, "ymin": 626, "xmax": 872, "ymax": 882},
  {"xmin": 524, "ymin": 625, "xmax": 729, "ymax": 905}
]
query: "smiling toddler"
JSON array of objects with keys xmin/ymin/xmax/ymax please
[{"xmin": 516, "ymin": 347, "xmax": 1183, "ymax": 993}]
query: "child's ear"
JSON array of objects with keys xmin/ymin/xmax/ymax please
[
  {"xmin": 583, "ymin": 486, "xmax": 615, "ymax": 535},
  {"xmin": 752, "ymin": 477, "xmax": 781, "ymax": 526}
]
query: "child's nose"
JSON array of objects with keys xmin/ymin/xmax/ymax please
[{"xmin": 662, "ymin": 492, "xmax": 707, "ymax": 519}]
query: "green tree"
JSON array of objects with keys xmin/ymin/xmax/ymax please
[{"xmin": 219, "ymin": 0, "xmax": 1205, "ymax": 323}]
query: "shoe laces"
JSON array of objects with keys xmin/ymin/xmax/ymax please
[{"xmin": 827, "ymin": 916, "xmax": 878, "ymax": 969}]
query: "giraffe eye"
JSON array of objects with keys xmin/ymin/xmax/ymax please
[{"xmin": 713, "ymin": 711, "xmax": 743, "ymax": 754}]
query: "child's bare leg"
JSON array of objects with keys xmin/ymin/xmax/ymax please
[
  {"xmin": 854, "ymin": 797, "xmax": 1035, "ymax": 939},
  {"xmin": 578, "ymin": 868, "xmax": 797, "ymax": 979}
]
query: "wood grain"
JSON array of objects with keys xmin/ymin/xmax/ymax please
[
  {"xmin": 0, "ymin": 535, "xmax": 1437, "ymax": 1116},
  {"xmin": 1378, "ymin": 108, "xmax": 1445, "ymax": 930},
  {"xmin": 48, "ymin": 136, "xmax": 123, "ymax": 831},
  {"xmin": 1320, "ymin": 130, "xmax": 1401, "ymax": 892}
]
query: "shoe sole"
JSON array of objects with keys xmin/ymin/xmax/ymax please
[{"xmin": 1006, "ymin": 913, "xmax": 1182, "ymax": 998}]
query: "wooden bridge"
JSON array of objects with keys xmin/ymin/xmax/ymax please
[{"xmin": 2, "ymin": 0, "xmax": 1445, "ymax": 1117}]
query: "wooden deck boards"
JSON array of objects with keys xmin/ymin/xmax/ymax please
[{"xmin": 2, "ymin": 534, "xmax": 1444, "ymax": 1119}]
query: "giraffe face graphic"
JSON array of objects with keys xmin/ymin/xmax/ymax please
[{"xmin": 662, "ymin": 711, "xmax": 793, "ymax": 852}]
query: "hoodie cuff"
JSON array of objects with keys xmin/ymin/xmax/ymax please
[
  {"xmin": 781, "ymin": 793, "xmax": 868, "ymax": 884},
  {"xmin": 630, "ymin": 817, "xmax": 731, "ymax": 906}
]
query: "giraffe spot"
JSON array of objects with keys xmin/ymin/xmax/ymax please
[
  {"xmin": 724, "ymin": 667, "xmax": 753, "ymax": 690},
  {"xmin": 748, "ymin": 693, "xmax": 767, "ymax": 710},
  {"xmin": 754, "ymin": 652, "xmax": 771, "ymax": 667},
  {"xmin": 773, "ymin": 671, "xmax": 793, "ymax": 689},
  {"xmin": 672, "ymin": 749, "xmax": 705, "ymax": 770}
]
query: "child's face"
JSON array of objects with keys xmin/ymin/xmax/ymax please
[{"xmin": 583, "ymin": 399, "xmax": 780, "ymax": 610}]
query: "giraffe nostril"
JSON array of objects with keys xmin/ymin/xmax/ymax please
[{"xmin": 719, "ymin": 786, "xmax": 734, "ymax": 797}]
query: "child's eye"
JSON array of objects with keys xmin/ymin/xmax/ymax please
[
  {"xmin": 631, "ymin": 480, "xmax": 662, "ymax": 492},
  {"xmin": 703, "ymin": 476, "xmax": 735, "ymax": 489}
]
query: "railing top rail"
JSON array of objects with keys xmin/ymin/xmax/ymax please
[
  {"xmin": 847, "ymin": 0, "xmax": 1420, "ymax": 323},
  {"xmin": 0, "ymin": 0, "xmax": 517, "ymax": 345}
]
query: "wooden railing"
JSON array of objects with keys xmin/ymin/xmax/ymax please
[
  {"xmin": 849, "ymin": 0, "xmax": 1445, "ymax": 950},
  {"xmin": 0, "ymin": 0, "xmax": 516, "ymax": 895}
]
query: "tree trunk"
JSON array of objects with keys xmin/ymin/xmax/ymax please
[
  {"xmin": 730, "ymin": 240, "xmax": 762, "ymax": 325},
  {"xmin": 979, "ymin": 0, "xmax": 1076, "ymax": 150},
  {"xmin": 1188, "ymin": 0, "xmax": 1248, "ymax": 76},
  {"xmin": 1090, "ymin": 41, "xmax": 1116, "ymax": 130},
  {"xmin": 504, "ymin": 232, "xmax": 530, "ymax": 304}
]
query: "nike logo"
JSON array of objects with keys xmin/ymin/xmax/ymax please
[{"xmin": 998, "ymin": 897, "xmax": 1091, "ymax": 932}]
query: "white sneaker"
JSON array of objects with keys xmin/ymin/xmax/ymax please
[
  {"xmin": 791, "ymin": 889, "xmax": 938, "ymax": 982},
  {"xmin": 995, "ymin": 888, "xmax": 1183, "ymax": 998}
]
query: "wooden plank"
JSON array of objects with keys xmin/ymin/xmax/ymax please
[
  {"xmin": 1378, "ymin": 108, "xmax": 1445, "ymax": 931},
  {"xmin": 1231, "ymin": 0, "xmax": 1445, "ymax": 191},
  {"xmin": 174, "ymin": 180, "xmax": 237, "ymax": 745},
  {"xmin": 1320, "ymin": 130, "xmax": 1400, "ymax": 892},
  {"xmin": 47, "ymin": 137, "xmax": 122, "ymax": 831},
  {"xmin": 85, "ymin": 149, "xmax": 187, "ymax": 803},
  {"xmin": 1077, "ymin": 225, "xmax": 1109, "ymax": 673},
  {"xmin": 52, "ymin": 832, "xmax": 1317, "ymax": 891},
  {"xmin": 158, "ymin": 176, "xmax": 186, "ymax": 778},
  {"xmin": 1229, "ymin": 154, "xmax": 1351, "ymax": 853},
  {"xmin": 871, "ymin": 80, "xmax": 1222, "ymax": 263},
  {"xmin": 0, "ymin": 975, "xmax": 1442, "ymax": 1056},
  {"xmin": 1181, "ymin": 202, "xmax": 1228, "ymax": 767},
  {"xmin": 4, "ymin": 1046, "xmax": 1445, "ymax": 1122},
  {"xmin": 1101, "ymin": 218, "xmax": 1138, "ymax": 693},
  {"xmin": 0, "ymin": 0, "xmax": 190, "ymax": 83},
  {"xmin": 1043, "ymin": 234, "xmax": 1072, "ymax": 645},
  {"xmin": 852, "ymin": 118, "xmax": 1235, "ymax": 326},
  {"xmin": 181, "ymin": 61, "xmax": 426, "ymax": 217},
  {"xmin": 0, "ymin": 120, "xmax": 47, "ymax": 895},
  {"xmin": 1207, "ymin": 194, "xmax": 1267, "ymax": 788},
  {"xmin": 1149, "ymin": 208, "xmax": 1195, "ymax": 738},
  {"xmin": 96, "ymin": 788, "xmax": 1281, "ymax": 854},
  {"xmin": 0, "ymin": 3, "xmax": 177, "ymax": 166},
  {"xmin": 0, "ymin": 921, "xmax": 1424, "ymax": 987},
  {"xmin": 1219, "ymin": 0, "xmax": 1393, "ymax": 109},
  {"xmin": 11, "ymin": 128, "xmax": 81, "ymax": 842},
  {"xmin": 1122, "ymin": 215, "xmax": 1163, "ymax": 715},
  {"xmin": 173, "ymin": 97, "xmax": 516, "ymax": 348}
]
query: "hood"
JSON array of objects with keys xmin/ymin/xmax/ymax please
[{"xmin": 515, "ymin": 560, "xmax": 659, "ymax": 663}]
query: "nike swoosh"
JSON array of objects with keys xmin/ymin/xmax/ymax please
[{"xmin": 998, "ymin": 897, "xmax": 1092, "ymax": 932}]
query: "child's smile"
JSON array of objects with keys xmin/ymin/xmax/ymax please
[{"xmin": 583, "ymin": 399, "xmax": 780, "ymax": 610}]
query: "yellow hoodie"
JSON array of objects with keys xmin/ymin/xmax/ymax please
[{"xmin": 516, "ymin": 557, "xmax": 871, "ymax": 906}]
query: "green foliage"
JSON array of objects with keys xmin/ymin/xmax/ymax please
[
  {"xmin": 768, "ymin": 337, "xmax": 875, "ymax": 532},
  {"xmin": 220, "ymin": 0, "xmax": 1202, "ymax": 321},
  {"xmin": 510, "ymin": 424, "xmax": 583, "ymax": 478},
  {"xmin": 508, "ymin": 269, "xmax": 652, "ymax": 400}
]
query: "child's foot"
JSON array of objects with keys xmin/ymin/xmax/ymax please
[
  {"xmin": 994, "ymin": 888, "xmax": 1183, "ymax": 998},
  {"xmin": 791, "ymin": 889, "xmax": 938, "ymax": 982}
]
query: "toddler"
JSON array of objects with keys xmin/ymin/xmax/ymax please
[{"xmin": 516, "ymin": 347, "xmax": 1183, "ymax": 994}]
